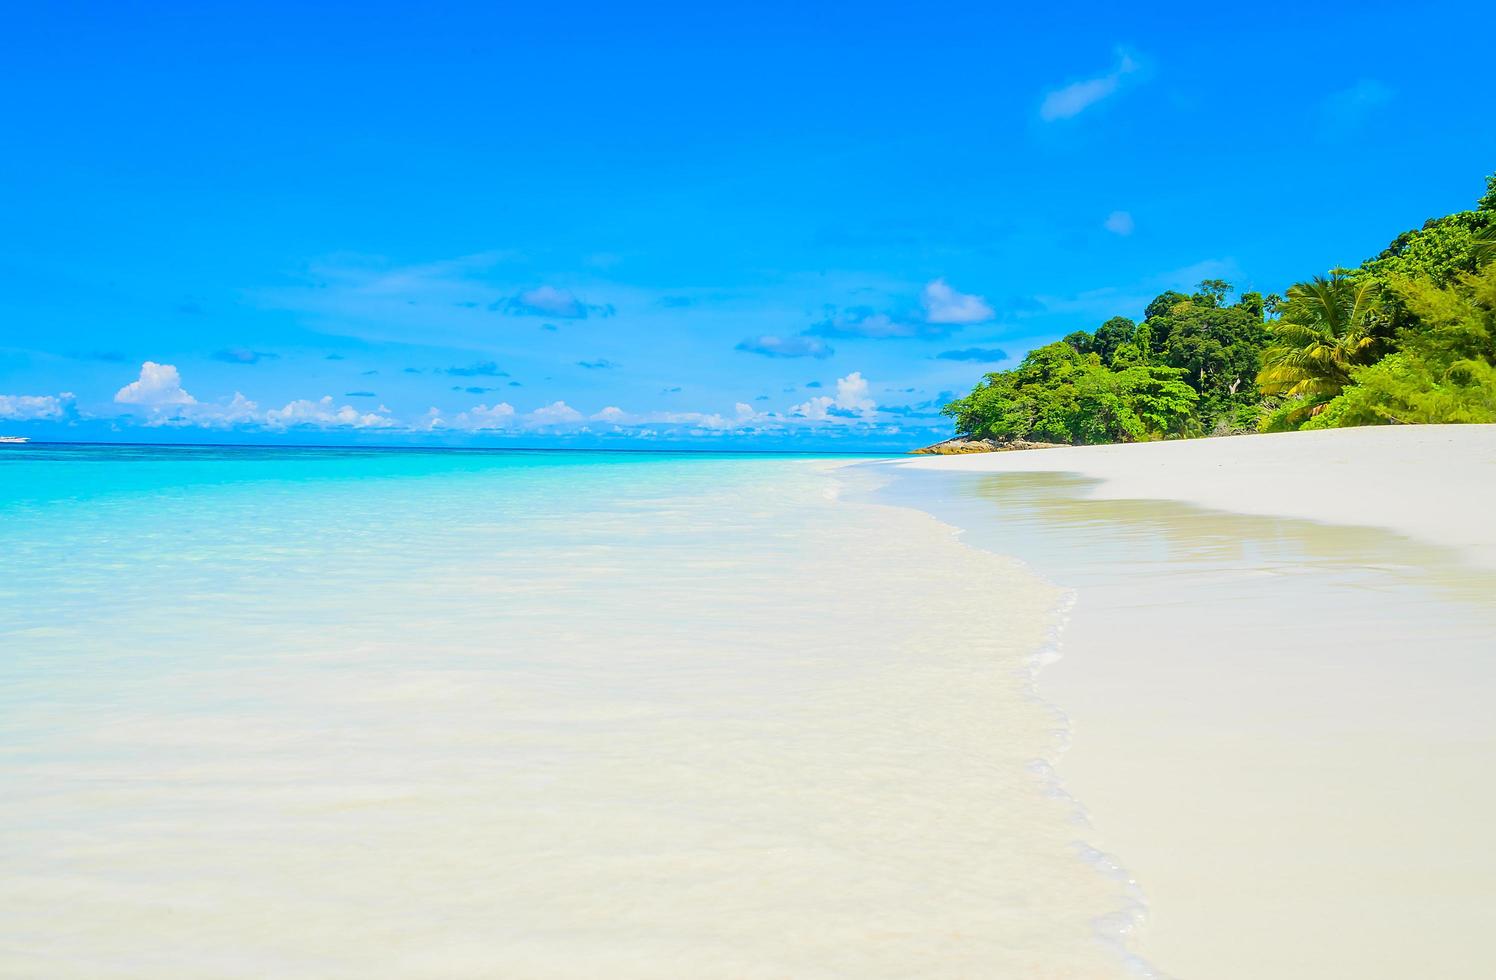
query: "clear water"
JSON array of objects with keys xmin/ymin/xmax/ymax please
[{"xmin": 0, "ymin": 444, "xmax": 1128, "ymax": 978}]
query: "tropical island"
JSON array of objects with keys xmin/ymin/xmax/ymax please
[{"xmin": 936, "ymin": 175, "xmax": 1496, "ymax": 448}]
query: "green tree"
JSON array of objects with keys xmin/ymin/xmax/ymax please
[
  {"xmin": 1114, "ymin": 364, "xmax": 1200, "ymax": 436},
  {"xmin": 1135, "ymin": 281, "xmax": 1268, "ymax": 428},
  {"xmin": 1355, "ymin": 173, "xmax": 1496, "ymax": 340},
  {"xmin": 1306, "ymin": 263, "xmax": 1496, "ymax": 427},
  {"xmin": 941, "ymin": 170, "xmax": 1496, "ymax": 448},
  {"xmin": 1092, "ymin": 316, "xmax": 1137, "ymax": 364},
  {"xmin": 1256, "ymin": 272, "xmax": 1381, "ymax": 425},
  {"xmin": 942, "ymin": 343, "xmax": 1198, "ymax": 445},
  {"xmin": 1361, "ymin": 174, "xmax": 1496, "ymax": 288}
]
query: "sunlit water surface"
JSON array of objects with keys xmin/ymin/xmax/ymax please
[{"xmin": 0, "ymin": 445, "xmax": 1132, "ymax": 979}]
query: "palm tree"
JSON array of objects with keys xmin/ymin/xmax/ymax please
[
  {"xmin": 1257, "ymin": 272, "xmax": 1380, "ymax": 411},
  {"xmin": 1471, "ymin": 224, "xmax": 1496, "ymax": 268}
]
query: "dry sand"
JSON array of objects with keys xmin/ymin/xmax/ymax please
[{"xmin": 895, "ymin": 425, "xmax": 1496, "ymax": 978}]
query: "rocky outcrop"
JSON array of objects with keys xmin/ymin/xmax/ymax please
[{"xmin": 910, "ymin": 437, "xmax": 1066, "ymax": 455}]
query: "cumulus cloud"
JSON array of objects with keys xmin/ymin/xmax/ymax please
[
  {"xmin": 792, "ymin": 371, "xmax": 877, "ymax": 421},
  {"xmin": 935, "ymin": 347, "xmax": 1009, "ymax": 362},
  {"xmin": 646, "ymin": 410, "xmax": 743, "ymax": 430},
  {"xmin": 447, "ymin": 402, "xmax": 518, "ymax": 431},
  {"xmin": 529, "ymin": 400, "xmax": 584, "ymax": 424},
  {"xmin": 499, "ymin": 285, "xmax": 613, "ymax": 319},
  {"xmin": 0, "ymin": 393, "xmax": 73, "ymax": 421},
  {"xmin": 134, "ymin": 392, "xmax": 261, "ymax": 429},
  {"xmin": 1104, "ymin": 210, "xmax": 1135, "ymax": 236},
  {"xmin": 581, "ymin": 402, "xmax": 767, "ymax": 433},
  {"xmin": 264, "ymin": 396, "xmax": 395, "ymax": 429},
  {"xmin": 834, "ymin": 372, "xmax": 876, "ymax": 414},
  {"xmin": 115, "ymin": 362, "xmax": 197, "ymax": 406},
  {"xmin": 213, "ymin": 348, "xmax": 278, "ymax": 364},
  {"xmin": 112, "ymin": 363, "xmax": 386, "ymax": 430},
  {"xmin": 1040, "ymin": 53, "xmax": 1138, "ymax": 121},
  {"xmin": 735, "ymin": 335, "xmax": 834, "ymax": 359},
  {"xmin": 921, "ymin": 279, "xmax": 994, "ymax": 324},
  {"xmin": 196, "ymin": 392, "xmax": 261, "ymax": 425}
]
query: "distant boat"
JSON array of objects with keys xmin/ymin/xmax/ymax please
[{"xmin": 0, "ymin": 436, "xmax": 29, "ymax": 444}]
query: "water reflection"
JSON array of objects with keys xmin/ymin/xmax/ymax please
[{"xmin": 887, "ymin": 468, "xmax": 1496, "ymax": 609}]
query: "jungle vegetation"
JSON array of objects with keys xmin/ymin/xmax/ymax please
[{"xmin": 943, "ymin": 174, "xmax": 1496, "ymax": 444}]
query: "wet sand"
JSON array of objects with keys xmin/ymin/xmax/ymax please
[{"xmin": 890, "ymin": 427, "xmax": 1496, "ymax": 977}]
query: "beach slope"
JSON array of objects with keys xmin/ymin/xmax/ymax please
[
  {"xmin": 903, "ymin": 424, "xmax": 1496, "ymax": 568},
  {"xmin": 894, "ymin": 424, "xmax": 1496, "ymax": 978}
]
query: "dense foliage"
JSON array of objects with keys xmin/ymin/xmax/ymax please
[
  {"xmin": 1303, "ymin": 264, "xmax": 1496, "ymax": 427},
  {"xmin": 941, "ymin": 342, "xmax": 1199, "ymax": 444},
  {"xmin": 943, "ymin": 174, "xmax": 1496, "ymax": 444}
]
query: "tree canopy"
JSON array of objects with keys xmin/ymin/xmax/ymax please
[
  {"xmin": 942, "ymin": 172, "xmax": 1496, "ymax": 445},
  {"xmin": 941, "ymin": 341, "xmax": 1198, "ymax": 445}
]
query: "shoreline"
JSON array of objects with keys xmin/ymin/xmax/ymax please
[
  {"xmin": 879, "ymin": 426, "xmax": 1496, "ymax": 977},
  {"xmin": 2, "ymin": 452, "xmax": 1136, "ymax": 978},
  {"xmin": 900, "ymin": 425, "xmax": 1496, "ymax": 570}
]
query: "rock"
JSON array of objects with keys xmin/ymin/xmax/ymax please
[{"xmin": 909, "ymin": 437, "xmax": 1066, "ymax": 455}]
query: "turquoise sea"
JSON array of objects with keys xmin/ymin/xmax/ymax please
[{"xmin": 0, "ymin": 444, "xmax": 1130, "ymax": 978}]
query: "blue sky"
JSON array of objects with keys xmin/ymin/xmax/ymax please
[{"xmin": 2, "ymin": 0, "xmax": 1491, "ymax": 449}]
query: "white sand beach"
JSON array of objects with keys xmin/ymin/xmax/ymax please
[
  {"xmin": 905, "ymin": 424, "xmax": 1496, "ymax": 569},
  {"xmin": 5, "ymin": 436, "xmax": 1494, "ymax": 978},
  {"xmin": 897, "ymin": 424, "xmax": 1496, "ymax": 978}
]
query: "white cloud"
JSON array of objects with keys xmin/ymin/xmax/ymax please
[
  {"xmin": 653, "ymin": 411, "xmax": 735, "ymax": 429},
  {"xmin": 202, "ymin": 392, "xmax": 260, "ymax": 424},
  {"xmin": 834, "ymin": 371, "xmax": 876, "ymax": 415},
  {"xmin": 792, "ymin": 397, "xmax": 835, "ymax": 421},
  {"xmin": 128, "ymin": 392, "xmax": 261, "ymax": 429},
  {"xmin": 529, "ymin": 401, "xmax": 584, "ymax": 425},
  {"xmin": 113, "ymin": 363, "xmax": 268, "ymax": 428},
  {"xmin": 447, "ymin": 402, "xmax": 517, "ymax": 431},
  {"xmin": 0, "ymin": 392, "xmax": 72, "ymax": 421},
  {"xmin": 264, "ymin": 396, "xmax": 395, "ymax": 429},
  {"xmin": 792, "ymin": 371, "xmax": 877, "ymax": 421},
  {"xmin": 115, "ymin": 362, "xmax": 196, "ymax": 406},
  {"xmin": 1040, "ymin": 53, "xmax": 1138, "ymax": 121},
  {"xmin": 1104, "ymin": 210, "xmax": 1135, "ymax": 236},
  {"xmin": 586, "ymin": 404, "xmax": 771, "ymax": 432},
  {"xmin": 921, "ymin": 279, "xmax": 993, "ymax": 324}
]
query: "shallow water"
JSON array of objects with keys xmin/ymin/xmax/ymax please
[{"xmin": 1, "ymin": 446, "xmax": 1135, "ymax": 978}]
